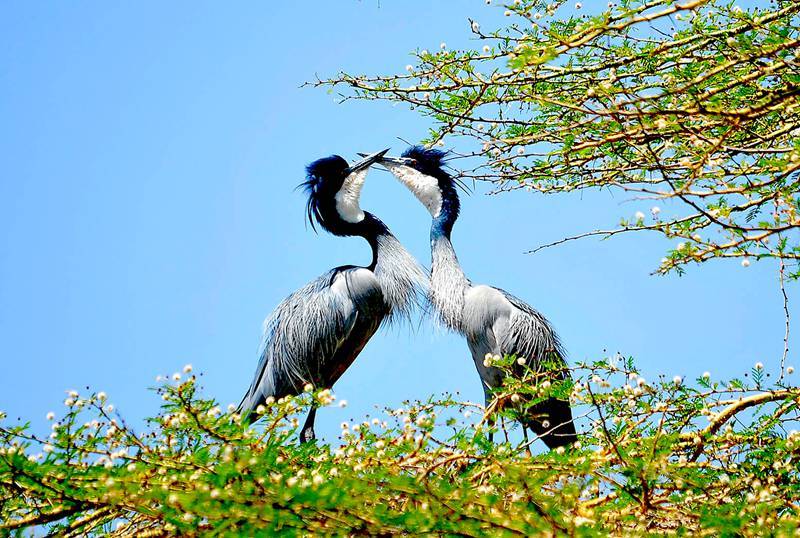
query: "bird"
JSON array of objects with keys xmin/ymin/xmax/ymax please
[
  {"xmin": 375, "ymin": 146, "xmax": 577, "ymax": 449},
  {"xmin": 238, "ymin": 149, "xmax": 427, "ymax": 443}
]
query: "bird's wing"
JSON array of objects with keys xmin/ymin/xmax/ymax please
[
  {"xmin": 238, "ymin": 267, "xmax": 385, "ymax": 418},
  {"xmin": 464, "ymin": 285, "xmax": 565, "ymax": 368},
  {"xmin": 485, "ymin": 288, "xmax": 577, "ymax": 448},
  {"xmin": 492, "ymin": 287, "xmax": 566, "ymax": 368}
]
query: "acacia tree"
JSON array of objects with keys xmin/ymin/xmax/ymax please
[
  {"xmin": 2, "ymin": 361, "xmax": 800, "ymax": 535},
  {"xmin": 317, "ymin": 0, "xmax": 800, "ymax": 282}
]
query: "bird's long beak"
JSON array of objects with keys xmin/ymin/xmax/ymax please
[
  {"xmin": 356, "ymin": 152, "xmax": 415, "ymax": 168},
  {"xmin": 346, "ymin": 148, "xmax": 390, "ymax": 174}
]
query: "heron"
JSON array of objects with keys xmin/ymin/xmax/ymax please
[
  {"xmin": 238, "ymin": 149, "xmax": 427, "ymax": 443},
  {"xmin": 375, "ymin": 146, "xmax": 577, "ymax": 449}
]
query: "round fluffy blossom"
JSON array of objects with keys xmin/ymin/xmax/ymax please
[
  {"xmin": 673, "ymin": 375, "xmax": 682, "ymax": 386},
  {"xmin": 787, "ymin": 366, "xmax": 795, "ymax": 374},
  {"xmin": 97, "ymin": 391, "xmax": 107, "ymax": 402},
  {"xmin": 46, "ymin": 412, "xmax": 55, "ymax": 421},
  {"xmin": 754, "ymin": 362, "xmax": 764, "ymax": 370},
  {"xmin": 183, "ymin": 364, "xmax": 193, "ymax": 374},
  {"xmin": 439, "ymin": 42, "xmax": 447, "ymax": 49},
  {"xmin": 702, "ymin": 371, "xmax": 711, "ymax": 379},
  {"xmin": 635, "ymin": 211, "xmax": 645, "ymax": 220},
  {"xmin": 405, "ymin": 64, "xmax": 413, "ymax": 72},
  {"xmin": 338, "ymin": 400, "xmax": 348, "ymax": 408},
  {"xmin": 303, "ymin": 383, "xmax": 314, "ymax": 393},
  {"xmin": 471, "ymin": 21, "xmax": 480, "ymax": 32},
  {"xmin": 741, "ymin": 258, "xmax": 751, "ymax": 267},
  {"xmin": 651, "ymin": 206, "xmax": 661, "ymax": 216}
]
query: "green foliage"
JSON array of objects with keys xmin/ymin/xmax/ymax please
[
  {"xmin": 316, "ymin": 0, "xmax": 800, "ymax": 278},
  {"xmin": 2, "ymin": 360, "xmax": 798, "ymax": 536}
]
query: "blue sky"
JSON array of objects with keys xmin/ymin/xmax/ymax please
[{"xmin": 0, "ymin": 1, "xmax": 793, "ymax": 444}]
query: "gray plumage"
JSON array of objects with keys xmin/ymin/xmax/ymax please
[
  {"xmin": 238, "ymin": 268, "xmax": 385, "ymax": 414},
  {"xmin": 431, "ymin": 235, "xmax": 575, "ymax": 448},
  {"xmin": 381, "ymin": 147, "xmax": 577, "ymax": 449},
  {"xmin": 238, "ymin": 152, "xmax": 427, "ymax": 442}
]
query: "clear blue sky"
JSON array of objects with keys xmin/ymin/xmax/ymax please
[{"xmin": 0, "ymin": 1, "xmax": 793, "ymax": 444}]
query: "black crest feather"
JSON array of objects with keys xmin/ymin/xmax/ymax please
[
  {"xmin": 300, "ymin": 155, "xmax": 348, "ymax": 232},
  {"xmin": 401, "ymin": 146, "xmax": 447, "ymax": 169}
]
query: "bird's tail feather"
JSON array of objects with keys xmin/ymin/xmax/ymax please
[{"xmin": 522, "ymin": 397, "xmax": 578, "ymax": 450}]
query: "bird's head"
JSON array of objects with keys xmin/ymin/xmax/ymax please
[
  {"xmin": 376, "ymin": 146, "xmax": 460, "ymax": 228},
  {"xmin": 301, "ymin": 149, "xmax": 389, "ymax": 236}
]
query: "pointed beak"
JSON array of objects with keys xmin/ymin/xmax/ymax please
[
  {"xmin": 356, "ymin": 151, "xmax": 414, "ymax": 167},
  {"xmin": 346, "ymin": 148, "xmax": 390, "ymax": 174}
]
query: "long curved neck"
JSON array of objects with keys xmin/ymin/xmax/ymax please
[
  {"xmin": 360, "ymin": 213, "xmax": 391, "ymax": 271},
  {"xmin": 429, "ymin": 200, "xmax": 469, "ymax": 331},
  {"xmin": 364, "ymin": 212, "xmax": 428, "ymax": 321}
]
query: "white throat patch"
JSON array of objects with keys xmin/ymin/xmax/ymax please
[
  {"xmin": 335, "ymin": 168, "xmax": 368, "ymax": 223},
  {"xmin": 385, "ymin": 164, "xmax": 443, "ymax": 218}
]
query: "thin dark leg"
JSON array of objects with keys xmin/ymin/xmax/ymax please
[
  {"xmin": 484, "ymin": 392, "xmax": 495, "ymax": 444},
  {"xmin": 521, "ymin": 425, "xmax": 532, "ymax": 457},
  {"xmin": 299, "ymin": 406, "xmax": 318, "ymax": 444}
]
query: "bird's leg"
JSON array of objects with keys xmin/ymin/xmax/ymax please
[
  {"xmin": 521, "ymin": 425, "xmax": 533, "ymax": 458},
  {"xmin": 483, "ymin": 391, "xmax": 496, "ymax": 444},
  {"xmin": 299, "ymin": 406, "xmax": 318, "ymax": 444}
]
